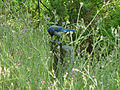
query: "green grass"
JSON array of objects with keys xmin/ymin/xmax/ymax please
[{"xmin": 0, "ymin": 1, "xmax": 120, "ymax": 90}]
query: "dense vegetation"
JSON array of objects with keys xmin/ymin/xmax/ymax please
[{"xmin": 0, "ymin": 0, "xmax": 120, "ymax": 89}]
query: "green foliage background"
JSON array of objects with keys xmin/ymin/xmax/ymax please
[{"xmin": 0, "ymin": 0, "xmax": 120, "ymax": 89}]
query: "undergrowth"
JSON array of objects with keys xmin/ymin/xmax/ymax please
[{"xmin": 0, "ymin": 0, "xmax": 120, "ymax": 90}]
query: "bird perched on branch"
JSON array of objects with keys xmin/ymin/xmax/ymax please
[{"xmin": 48, "ymin": 26, "xmax": 76, "ymax": 37}]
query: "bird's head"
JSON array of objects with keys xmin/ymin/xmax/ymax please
[{"xmin": 48, "ymin": 27, "xmax": 55, "ymax": 37}]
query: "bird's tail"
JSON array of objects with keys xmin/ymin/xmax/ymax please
[{"xmin": 64, "ymin": 29, "xmax": 76, "ymax": 32}]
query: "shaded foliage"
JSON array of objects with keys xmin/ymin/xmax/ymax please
[{"xmin": 1, "ymin": 0, "xmax": 119, "ymax": 27}]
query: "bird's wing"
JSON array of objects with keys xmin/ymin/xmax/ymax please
[{"xmin": 54, "ymin": 26, "xmax": 64, "ymax": 32}]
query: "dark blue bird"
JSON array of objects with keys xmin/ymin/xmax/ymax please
[{"xmin": 48, "ymin": 26, "xmax": 76, "ymax": 37}]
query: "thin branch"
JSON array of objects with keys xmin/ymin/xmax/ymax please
[
  {"xmin": 38, "ymin": 0, "xmax": 40, "ymax": 25},
  {"xmin": 38, "ymin": 0, "xmax": 40, "ymax": 19},
  {"xmin": 40, "ymin": 0, "xmax": 51, "ymax": 12}
]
